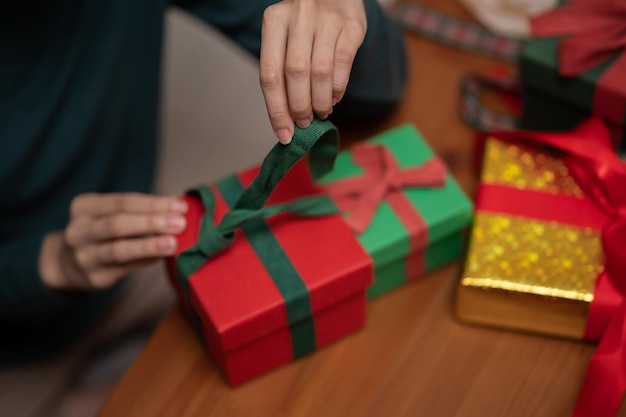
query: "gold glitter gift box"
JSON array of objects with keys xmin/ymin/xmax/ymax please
[{"xmin": 455, "ymin": 138, "xmax": 606, "ymax": 340}]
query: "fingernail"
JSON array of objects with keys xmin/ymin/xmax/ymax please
[
  {"xmin": 159, "ymin": 236, "xmax": 176, "ymax": 253},
  {"xmin": 170, "ymin": 200, "xmax": 188, "ymax": 213},
  {"xmin": 332, "ymin": 97, "xmax": 339, "ymax": 106},
  {"xmin": 167, "ymin": 216, "xmax": 186, "ymax": 231},
  {"xmin": 275, "ymin": 128, "xmax": 292, "ymax": 144},
  {"xmin": 295, "ymin": 119, "xmax": 311, "ymax": 129}
]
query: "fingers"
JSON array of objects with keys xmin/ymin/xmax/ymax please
[
  {"xmin": 80, "ymin": 259, "xmax": 157, "ymax": 290},
  {"xmin": 260, "ymin": 1, "xmax": 367, "ymax": 142},
  {"xmin": 311, "ymin": 19, "xmax": 341, "ymax": 120},
  {"xmin": 66, "ymin": 194, "xmax": 184, "ymax": 271},
  {"xmin": 70, "ymin": 193, "xmax": 187, "ymax": 218},
  {"xmin": 332, "ymin": 26, "xmax": 363, "ymax": 106},
  {"xmin": 75, "ymin": 235, "xmax": 177, "ymax": 271},
  {"xmin": 55, "ymin": 231, "xmax": 176, "ymax": 290},
  {"xmin": 50, "ymin": 192, "xmax": 189, "ymax": 292},
  {"xmin": 66, "ymin": 213, "xmax": 186, "ymax": 246},
  {"xmin": 67, "ymin": 193, "xmax": 184, "ymax": 279},
  {"xmin": 285, "ymin": 20, "xmax": 315, "ymax": 129},
  {"xmin": 260, "ymin": 5, "xmax": 293, "ymax": 144}
]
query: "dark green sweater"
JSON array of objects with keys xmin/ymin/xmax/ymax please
[{"xmin": 0, "ymin": 0, "xmax": 407, "ymax": 363}]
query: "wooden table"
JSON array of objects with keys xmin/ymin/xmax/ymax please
[{"xmin": 99, "ymin": 1, "xmax": 623, "ymax": 416}]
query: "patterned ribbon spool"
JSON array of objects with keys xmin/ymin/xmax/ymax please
[{"xmin": 388, "ymin": 2, "xmax": 522, "ymax": 62}]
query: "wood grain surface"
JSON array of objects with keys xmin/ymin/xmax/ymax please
[{"xmin": 99, "ymin": 1, "xmax": 624, "ymax": 416}]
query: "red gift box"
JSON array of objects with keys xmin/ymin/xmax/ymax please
[{"xmin": 166, "ymin": 121, "xmax": 373, "ymax": 386}]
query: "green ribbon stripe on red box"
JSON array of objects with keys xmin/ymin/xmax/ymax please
[{"xmin": 214, "ymin": 175, "xmax": 317, "ymax": 358}]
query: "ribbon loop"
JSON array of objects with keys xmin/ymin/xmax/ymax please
[
  {"xmin": 233, "ymin": 120, "xmax": 339, "ymax": 211},
  {"xmin": 176, "ymin": 119, "xmax": 341, "ymax": 286},
  {"xmin": 326, "ymin": 144, "xmax": 447, "ymax": 234}
]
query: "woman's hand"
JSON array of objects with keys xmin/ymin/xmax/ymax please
[
  {"xmin": 260, "ymin": 0, "xmax": 367, "ymax": 144},
  {"xmin": 39, "ymin": 193, "xmax": 188, "ymax": 290}
]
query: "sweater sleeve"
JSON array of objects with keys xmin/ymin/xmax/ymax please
[
  {"xmin": 0, "ymin": 232, "xmax": 70, "ymax": 317},
  {"xmin": 172, "ymin": 0, "xmax": 408, "ymax": 123},
  {"xmin": 0, "ymin": 232, "xmax": 119, "ymax": 364},
  {"xmin": 0, "ymin": 232, "xmax": 92, "ymax": 326}
]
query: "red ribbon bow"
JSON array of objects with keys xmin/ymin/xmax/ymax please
[
  {"xmin": 325, "ymin": 144, "xmax": 447, "ymax": 234},
  {"xmin": 493, "ymin": 117, "xmax": 626, "ymax": 417},
  {"xmin": 531, "ymin": 0, "xmax": 626, "ymax": 124}
]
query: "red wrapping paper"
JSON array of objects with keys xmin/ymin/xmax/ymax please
[{"xmin": 168, "ymin": 160, "xmax": 373, "ymax": 385}]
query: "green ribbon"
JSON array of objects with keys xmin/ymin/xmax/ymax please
[{"xmin": 175, "ymin": 119, "xmax": 340, "ymax": 357}]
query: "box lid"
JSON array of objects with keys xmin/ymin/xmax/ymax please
[
  {"xmin": 173, "ymin": 160, "xmax": 373, "ymax": 354},
  {"xmin": 321, "ymin": 124, "xmax": 473, "ymax": 270}
]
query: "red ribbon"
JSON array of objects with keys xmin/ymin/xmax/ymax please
[
  {"xmin": 488, "ymin": 117, "xmax": 626, "ymax": 417},
  {"xmin": 325, "ymin": 144, "xmax": 447, "ymax": 279},
  {"xmin": 325, "ymin": 144, "xmax": 447, "ymax": 234},
  {"xmin": 477, "ymin": 183, "xmax": 608, "ymax": 230},
  {"xmin": 530, "ymin": 0, "xmax": 626, "ymax": 125}
]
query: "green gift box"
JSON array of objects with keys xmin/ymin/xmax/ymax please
[
  {"xmin": 321, "ymin": 125, "xmax": 473, "ymax": 298},
  {"xmin": 520, "ymin": 13, "xmax": 626, "ymax": 151}
]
